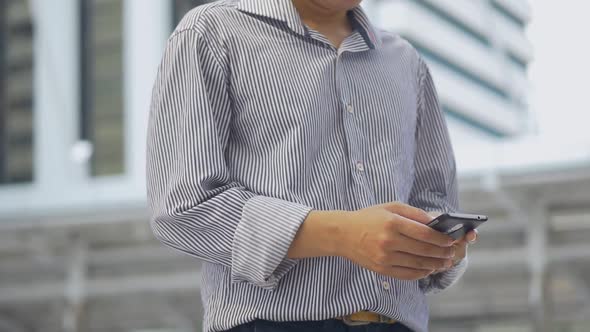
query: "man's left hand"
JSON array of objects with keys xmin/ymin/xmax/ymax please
[{"xmin": 428, "ymin": 212, "xmax": 478, "ymax": 273}]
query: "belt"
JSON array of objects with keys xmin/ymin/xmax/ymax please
[{"xmin": 336, "ymin": 311, "xmax": 397, "ymax": 326}]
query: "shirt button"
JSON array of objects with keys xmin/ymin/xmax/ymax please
[
  {"xmin": 346, "ymin": 103, "xmax": 354, "ymax": 114},
  {"xmin": 356, "ymin": 161, "xmax": 365, "ymax": 172},
  {"xmin": 382, "ymin": 281, "xmax": 391, "ymax": 290}
]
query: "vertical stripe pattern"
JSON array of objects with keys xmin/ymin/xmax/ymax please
[{"xmin": 146, "ymin": 1, "xmax": 465, "ymax": 332}]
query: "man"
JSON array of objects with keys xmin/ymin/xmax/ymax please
[{"xmin": 146, "ymin": 0, "xmax": 478, "ymax": 331}]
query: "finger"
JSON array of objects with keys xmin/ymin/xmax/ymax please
[
  {"xmin": 376, "ymin": 265, "xmax": 434, "ymax": 281},
  {"xmin": 380, "ymin": 251, "xmax": 453, "ymax": 271},
  {"xmin": 467, "ymin": 229, "xmax": 478, "ymax": 243},
  {"xmin": 452, "ymin": 237, "xmax": 468, "ymax": 246},
  {"xmin": 433, "ymin": 267, "xmax": 447, "ymax": 274},
  {"xmin": 427, "ymin": 211, "xmax": 443, "ymax": 219},
  {"xmin": 452, "ymin": 229, "xmax": 479, "ymax": 245},
  {"xmin": 452, "ymin": 242, "xmax": 467, "ymax": 261},
  {"xmin": 395, "ymin": 215, "xmax": 454, "ymax": 247},
  {"xmin": 394, "ymin": 234, "xmax": 455, "ymax": 258},
  {"xmin": 380, "ymin": 202, "xmax": 431, "ymax": 224}
]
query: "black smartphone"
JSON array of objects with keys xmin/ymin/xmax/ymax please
[{"xmin": 427, "ymin": 213, "xmax": 488, "ymax": 240}]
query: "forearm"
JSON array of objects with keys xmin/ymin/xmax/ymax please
[
  {"xmin": 287, "ymin": 210, "xmax": 351, "ymax": 259},
  {"xmin": 150, "ymin": 189, "xmax": 314, "ymax": 289}
]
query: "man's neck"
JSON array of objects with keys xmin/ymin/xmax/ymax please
[
  {"xmin": 292, "ymin": 0, "xmax": 349, "ymax": 28},
  {"xmin": 291, "ymin": 0, "xmax": 353, "ymax": 48}
]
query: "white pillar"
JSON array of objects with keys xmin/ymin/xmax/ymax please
[
  {"xmin": 123, "ymin": 0, "xmax": 172, "ymax": 192},
  {"xmin": 31, "ymin": 0, "xmax": 81, "ymax": 194},
  {"xmin": 526, "ymin": 197, "xmax": 550, "ymax": 332}
]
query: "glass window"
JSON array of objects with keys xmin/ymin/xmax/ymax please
[
  {"xmin": 491, "ymin": 0, "xmax": 527, "ymax": 29},
  {"xmin": 411, "ymin": 42, "xmax": 509, "ymax": 100},
  {"xmin": 507, "ymin": 51, "xmax": 528, "ymax": 72},
  {"xmin": 0, "ymin": 0, "xmax": 34, "ymax": 184},
  {"xmin": 410, "ymin": 0, "xmax": 490, "ymax": 47},
  {"xmin": 173, "ymin": 0, "xmax": 212, "ymax": 27},
  {"xmin": 80, "ymin": 0, "xmax": 124, "ymax": 176}
]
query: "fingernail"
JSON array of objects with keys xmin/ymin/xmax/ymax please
[
  {"xmin": 470, "ymin": 230, "xmax": 479, "ymax": 243},
  {"xmin": 449, "ymin": 248, "xmax": 456, "ymax": 258}
]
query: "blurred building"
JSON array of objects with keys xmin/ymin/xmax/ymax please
[
  {"xmin": 1, "ymin": 1, "xmax": 590, "ymax": 332},
  {"xmin": 367, "ymin": 0, "xmax": 532, "ymax": 145}
]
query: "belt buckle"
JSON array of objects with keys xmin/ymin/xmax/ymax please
[
  {"xmin": 338, "ymin": 311, "xmax": 396, "ymax": 326},
  {"xmin": 378, "ymin": 314, "xmax": 395, "ymax": 324}
]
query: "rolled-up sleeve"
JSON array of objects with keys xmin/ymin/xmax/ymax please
[
  {"xmin": 146, "ymin": 29, "xmax": 312, "ymax": 290},
  {"xmin": 409, "ymin": 57, "xmax": 467, "ymax": 294}
]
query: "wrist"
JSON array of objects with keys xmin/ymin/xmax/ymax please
[
  {"xmin": 437, "ymin": 257, "xmax": 464, "ymax": 274},
  {"xmin": 287, "ymin": 209, "xmax": 353, "ymax": 259},
  {"xmin": 309, "ymin": 209, "xmax": 353, "ymax": 257}
]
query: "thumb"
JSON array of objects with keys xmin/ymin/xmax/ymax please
[
  {"xmin": 427, "ymin": 211, "xmax": 443, "ymax": 219},
  {"xmin": 378, "ymin": 202, "xmax": 431, "ymax": 224}
]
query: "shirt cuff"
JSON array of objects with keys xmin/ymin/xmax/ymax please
[
  {"xmin": 231, "ymin": 195, "xmax": 313, "ymax": 290},
  {"xmin": 419, "ymin": 256, "xmax": 468, "ymax": 294}
]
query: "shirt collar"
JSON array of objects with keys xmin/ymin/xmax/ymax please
[
  {"xmin": 236, "ymin": 0, "xmax": 307, "ymax": 36},
  {"xmin": 236, "ymin": 0, "xmax": 382, "ymax": 50},
  {"xmin": 350, "ymin": 6, "xmax": 383, "ymax": 49}
]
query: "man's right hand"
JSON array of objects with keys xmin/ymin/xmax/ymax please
[{"xmin": 337, "ymin": 202, "xmax": 456, "ymax": 280}]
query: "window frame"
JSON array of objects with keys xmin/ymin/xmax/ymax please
[
  {"xmin": 79, "ymin": 0, "xmax": 94, "ymax": 146},
  {"xmin": 0, "ymin": 0, "xmax": 6, "ymax": 183}
]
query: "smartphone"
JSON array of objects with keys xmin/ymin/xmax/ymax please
[{"xmin": 427, "ymin": 213, "xmax": 488, "ymax": 240}]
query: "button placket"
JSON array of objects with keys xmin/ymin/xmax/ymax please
[{"xmin": 336, "ymin": 54, "xmax": 373, "ymax": 208}]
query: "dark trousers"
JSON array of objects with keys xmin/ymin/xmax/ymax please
[{"xmin": 226, "ymin": 319, "xmax": 414, "ymax": 332}]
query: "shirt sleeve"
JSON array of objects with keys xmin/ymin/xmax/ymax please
[
  {"xmin": 409, "ymin": 56, "xmax": 467, "ymax": 294},
  {"xmin": 146, "ymin": 29, "xmax": 313, "ymax": 290}
]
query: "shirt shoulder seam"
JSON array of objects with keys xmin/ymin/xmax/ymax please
[
  {"xmin": 168, "ymin": 4, "xmax": 229, "ymax": 70},
  {"xmin": 170, "ymin": 1, "xmax": 229, "ymax": 38}
]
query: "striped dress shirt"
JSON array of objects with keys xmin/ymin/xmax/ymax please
[{"xmin": 146, "ymin": 1, "xmax": 467, "ymax": 331}]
